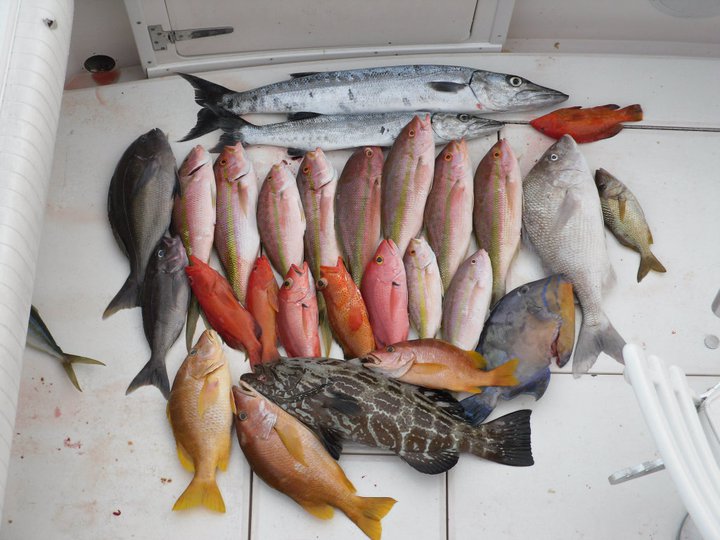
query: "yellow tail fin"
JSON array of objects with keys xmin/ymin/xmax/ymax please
[
  {"xmin": 172, "ymin": 476, "xmax": 226, "ymax": 513},
  {"xmin": 486, "ymin": 358, "xmax": 519, "ymax": 387},
  {"xmin": 349, "ymin": 496, "xmax": 396, "ymax": 540}
]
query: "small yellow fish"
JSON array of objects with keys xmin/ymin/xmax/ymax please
[
  {"xmin": 167, "ymin": 329, "xmax": 234, "ymax": 512},
  {"xmin": 233, "ymin": 380, "xmax": 396, "ymax": 540}
]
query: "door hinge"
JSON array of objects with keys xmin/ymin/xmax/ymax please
[{"xmin": 148, "ymin": 25, "xmax": 234, "ymax": 51}]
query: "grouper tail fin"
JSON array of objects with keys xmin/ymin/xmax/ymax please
[{"xmin": 464, "ymin": 409, "xmax": 533, "ymax": 467}]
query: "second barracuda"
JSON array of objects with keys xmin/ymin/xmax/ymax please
[{"xmin": 201, "ymin": 112, "xmax": 503, "ymax": 154}]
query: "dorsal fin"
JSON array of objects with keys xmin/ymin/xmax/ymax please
[{"xmin": 290, "ymin": 71, "xmax": 320, "ymax": 79}]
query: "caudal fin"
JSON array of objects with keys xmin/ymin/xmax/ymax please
[
  {"xmin": 572, "ymin": 312, "xmax": 625, "ymax": 377},
  {"xmin": 179, "ymin": 108, "xmax": 221, "ymax": 142},
  {"xmin": 468, "ymin": 409, "xmax": 533, "ymax": 466},
  {"xmin": 484, "ymin": 358, "xmax": 519, "ymax": 387},
  {"xmin": 61, "ymin": 354, "xmax": 105, "ymax": 392},
  {"xmin": 177, "ymin": 73, "xmax": 233, "ymax": 111},
  {"xmin": 348, "ymin": 496, "xmax": 397, "ymax": 540},
  {"xmin": 621, "ymin": 104, "xmax": 643, "ymax": 122},
  {"xmin": 126, "ymin": 356, "xmax": 170, "ymax": 399},
  {"xmin": 637, "ymin": 250, "xmax": 666, "ymax": 282},
  {"xmin": 172, "ymin": 475, "xmax": 225, "ymax": 513},
  {"xmin": 103, "ymin": 277, "xmax": 140, "ymax": 319},
  {"xmin": 185, "ymin": 296, "xmax": 201, "ymax": 351}
]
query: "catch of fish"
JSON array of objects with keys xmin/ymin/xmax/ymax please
[{"xmin": 45, "ymin": 59, "xmax": 670, "ymax": 536}]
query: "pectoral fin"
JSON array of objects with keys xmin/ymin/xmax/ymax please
[
  {"xmin": 554, "ymin": 189, "xmax": 582, "ymax": 232},
  {"xmin": 198, "ymin": 376, "xmax": 220, "ymax": 417},
  {"xmin": 273, "ymin": 421, "xmax": 308, "ymax": 467},
  {"xmin": 428, "ymin": 81, "xmax": 467, "ymax": 93},
  {"xmin": 409, "ymin": 363, "xmax": 447, "ymax": 375}
]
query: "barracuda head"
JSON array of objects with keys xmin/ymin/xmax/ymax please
[
  {"xmin": 469, "ymin": 71, "xmax": 569, "ymax": 113},
  {"xmin": 430, "ymin": 113, "xmax": 503, "ymax": 141}
]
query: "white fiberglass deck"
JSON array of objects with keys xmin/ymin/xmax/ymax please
[{"xmin": 2, "ymin": 53, "xmax": 720, "ymax": 539}]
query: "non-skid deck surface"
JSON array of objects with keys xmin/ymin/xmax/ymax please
[{"xmin": 2, "ymin": 53, "xmax": 719, "ymax": 539}]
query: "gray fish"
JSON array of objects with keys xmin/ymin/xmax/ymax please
[
  {"xmin": 198, "ymin": 112, "xmax": 503, "ymax": 154},
  {"xmin": 104, "ymin": 128, "xmax": 178, "ymax": 318},
  {"xmin": 179, "ymin": 65, "xmax": 568, "ymax": 137},
  {"xmin": 522, "ymin": 135, "xmax": 625, "ymax": 376},
  {"xmin": 241, "ymin": 357, "xmax": 533, "ymax": 474},
  {"xmin": 461, "ymin": 276, "xmax": 575, "ymax": 424},
  {"xmin": 127, "ymin": 235, "xmax": 191, "ymax": 399},
  {"xmin": 27, "ymin": 306, "xmax": 105, "ymax": 392},
  {"xmin": 595, "ymin": 168, "xmax": 666, "ymax": 282}
]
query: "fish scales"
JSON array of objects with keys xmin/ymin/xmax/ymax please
[
  {"xmin": 522, "ymin": 135, "xmax": 624, "ymax": 375},
  {"xmin": 180, "ymin": 65, "xmax": 568, "ymax": 119},
  {"xmin": 242, "ymin": 358, "xmax": 533, "ymax": 473},
  {"xmin": 211, "ymin": 112, "xmax": 503, "ymax": 153}
]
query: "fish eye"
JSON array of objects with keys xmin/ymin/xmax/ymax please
[
  {"xmin": 238, "ymin": 411, "xmax": 248, "ymax": 421},
  {"xmin": 458, "ymin": 114, "xmax": 470, "ymax": 122},
  {"xmin": 375, "ymin": 255, "xmax": 384, "ymax": 264},
  {"xmin": 283, "ymin": 278, "xmax": 294, "ymax": 288},
  {"xmin": 508, "ymin": 76, "xmax": 523, "ymax": 87},
  {"xmin": 470, "ymin": 259, "xmax": 477, "ymax": 264},
  {"xmin": 316, "ymin": 278, "xmax": 328, "ymax": 290},
  {"xmin": 443, "ymin": 152, "xmax": 453, "ymax": 162},
  {"xmin": 408, "ymin": 129, "xmax": 416, "ymax": 138},
  {"xmin": 364, "ymin": 148, "xmax": 374, "ymax": 157},
  {"xmin": 386, "ymin": 345, "xmax": 395, "ymax": 352},
  {"xmin": 549, "ymin": 153, "xmax": 559, "ymax": 162},
  {"xmin": 219, "ymin": 158, "xmax": 227, "ymax": 166},
  {"xmin": 157, "ymin": 249, "xmax": 165, "ymax": 258},
  {"xmin": 302, "ymin": 166, "xmax": 311, "ymax": 174},
  {"xmin": 189, "ymin": 348, "xmax": 197, "ymax": 356},
  {"xmin": 493, "ymin": 150, "xmax": 501, "ymax": 159},
  {"xmin": 520, "ymin": 285, "xmax": 530, "ymax": 294}
]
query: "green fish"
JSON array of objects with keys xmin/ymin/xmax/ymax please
[{"xmin": 595, "ymin": 168, "xmax": 666, "ymax": 282}]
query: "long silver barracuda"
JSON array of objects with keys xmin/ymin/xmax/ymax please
[
  {"xmin": 178, "ymin": 65, "xmax": 568, "ymax": 138},
  {"xmin": 195, "ymin": 112, "xmax": 503, "ymax": 153}
]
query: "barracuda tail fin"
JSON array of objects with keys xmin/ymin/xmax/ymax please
[
  {"xmin": 126, "ymin": 355, "xmax": 170, "ymax": 399},
  {"xmin": 178, "ymin": 72, "xmax": 232, "ymax": 110},
  {"xmin": 467, "ymin": 409, "xmax": 533, "ymax": 466}
]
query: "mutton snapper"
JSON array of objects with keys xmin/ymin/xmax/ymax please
[
  {"xmin": 197, "ymin": 112, "xmax": 502, "ymax": 155},
  {"xmin": 522, "ymin": 135, "xmax": 625, "ymax": 376},
  {"xmin": 179, "ymin": 64, "xmax": 568, "ymax": 138},
  {"xmin": 241, "ymin": 357, "xmax": 533, "ymax": 474}
]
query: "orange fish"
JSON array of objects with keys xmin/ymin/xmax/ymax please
[
  {"xmin": 529, "ymin": 104, "xmax": 643, "ymax": 143},
  {"xmin": 277, "ymin": 262, "xmax": 321, "ymax": 357},
  {"xmin": 233, "ymin": 381, "xmax": 396, "ymax": 539},
  {"xmin": 185, "ymin": 256, "xmax": 262, "ymax": 365},
  {"xmin": 362, "ymin": 339, "xmax": 518, "ymax": 394},
  {"xmin": 317, "ymin": 258, "xmax": 375, "ymax": 358},
  {"xmin": 246, "ymin": 256, "xmax": 280, "ymax": 366}
]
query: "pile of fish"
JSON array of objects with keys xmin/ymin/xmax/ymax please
[{"xmin": 82, "ymin": 63, "xmax": 668, "ymax": 538}]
